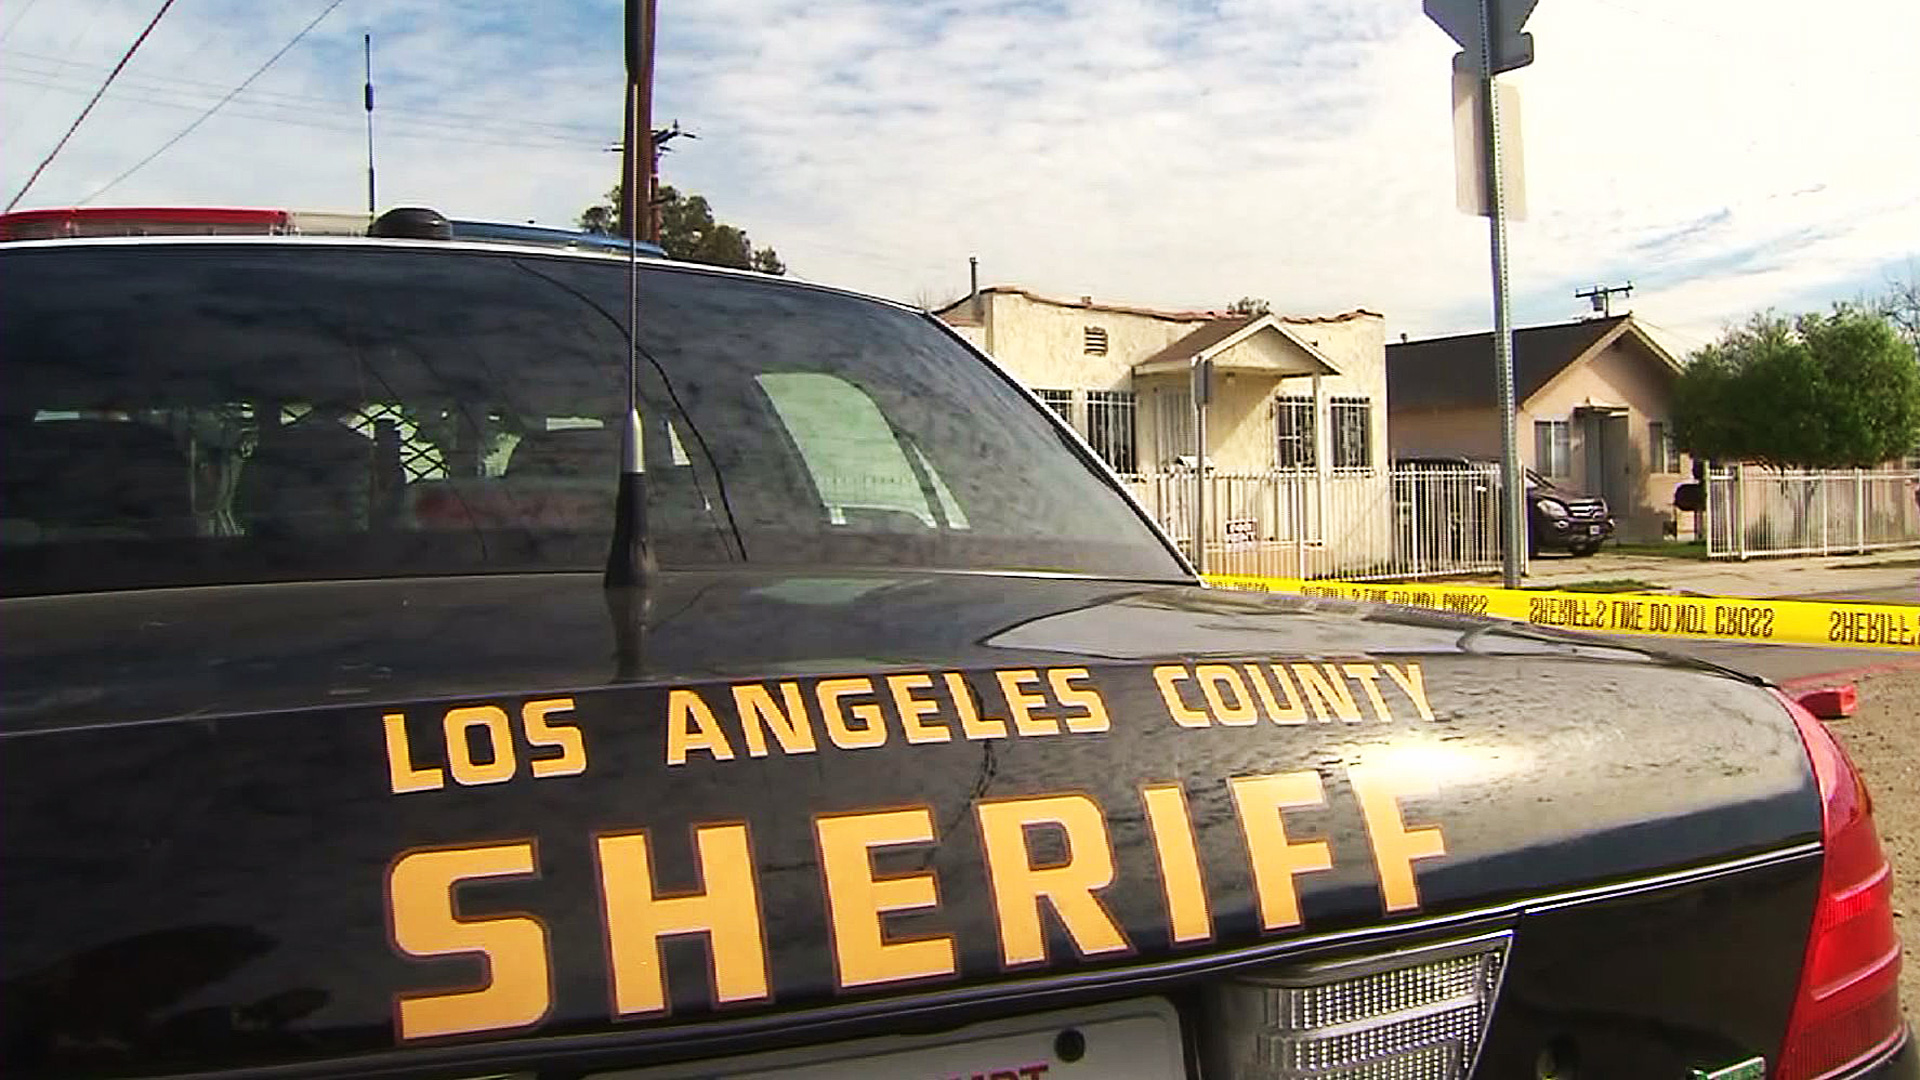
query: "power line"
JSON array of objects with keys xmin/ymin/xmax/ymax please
[
  {"xmin": 3, "ymin": 47, "xmax": 358, "ymax": 105},
  {"xmin": 0, "ymin": 71, "xmax": 609, "ymax": 152},
  {"xmin": 0, "ymin": 54, "xmax": 614, "ymax": 144},
  {"xmin": 80, "ymin": 0, "xmax": 348, "ymax": 205},
  {"xmin": 0, "ymin": 46, "xmax": 615, "ymax": 138},
  {"xmin": 1633, "ymin": 318, "xmax": 1712, "ymax": 354},
  {"xmin": 5, "ymin": 0, "xmax": 177, "ymax": 212},
  {"xmin": 0, "ymin": 0, "xmax": 111, "ymax": 146},
  {"xmin": 0, "ymin": 0, "xmax": 44, "ymax": 47}
]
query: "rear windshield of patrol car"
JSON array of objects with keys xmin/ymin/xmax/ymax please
[{"xmin": 0, "ymin": 243, "xmax": 1186, "ymax": 596}]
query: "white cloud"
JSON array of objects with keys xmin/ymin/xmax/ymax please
[{"xmin": 2, "ymin": 0, "xmax": 1915, "ymax": 346}]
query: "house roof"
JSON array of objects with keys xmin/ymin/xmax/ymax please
[
  {"xmin": 1133, "ymin": 314, "xmax": 1341, "ymax": 376},
  {"xmin": 1135, "ymin": 315, "xmax": 1258, "ymax": 366},
  {"xmin": 934, "ymin": 286, "xmax": 1381, "ymax": 326},
  {"xmin": 1387, "ymin": 315, "xmax": 1679, "ymax": 411}
]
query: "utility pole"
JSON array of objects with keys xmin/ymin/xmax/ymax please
[
  {"xmin": 1426, "ymin": 0, "xmax": 1539, "ymax": 590},
  {"xmin": 608, "ymin": 121, "xmax": 693, "ymax": 242},
  {"xmin": 363, "ymin": 33, "xmax": 376, "ymax": 219},
  {"xmin": 1575, "ymin": 281, "xmax": 1634, "ymax": 318},
  {"xmin": 650, "ymin": 121, "xmax": 694, "ymax": 248}
]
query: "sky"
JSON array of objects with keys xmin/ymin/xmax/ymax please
[{"xmin": 2, "ymin": 0, "xmax": 1917, "ymax": 353}]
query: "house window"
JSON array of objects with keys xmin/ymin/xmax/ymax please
[
  {"xmin": 1535, "ymin": 419, "xmax": 1572, "ymax": 477},
  {"xmin": 1330, "ymin": 396, "xmax": 1372, "ymax": 470},
  {"xmin": 1085, "ymin": 391, "xmax": 1136, "ymax": 474},
  {"xmin": 1649, "ymin": 420, "xmax": 1681, "ymax": 473},
  {"xmin": 1083, "ymin": 326, "xmax": 1109, "ymax": 356},
  {"xmin": 1273, "ymin": 396, "xmax": 1315, "ymax": 469},
  {"xmin": 1034, "ymin": 389, "xmax": 1075, "ymax": 427},
  {"xmin": 1156, "ymin": 388, "xmax": 1193, "ymax": 467}
]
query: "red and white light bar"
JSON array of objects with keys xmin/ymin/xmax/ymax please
[{"xmin": 0, "ymin": 206, "xmax": 300, "ymax": 241}]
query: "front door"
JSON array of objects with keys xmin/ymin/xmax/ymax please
[{"xmin": 1583, "ymin": 411, "xmax": 1631, "ymax": 510}]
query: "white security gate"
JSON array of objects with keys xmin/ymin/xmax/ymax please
[
  {"xmin": 1706, "ymin": 467, "xmax": 1920, "ymax": 558},
  {"xmin": 1122, "ymin": 465, "xmax": 1502, "ymax": 581}
]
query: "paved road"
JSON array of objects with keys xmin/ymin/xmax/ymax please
[{"xmin": 1592, "ymin": 584, "xmax": 1920, "ymax": 686}]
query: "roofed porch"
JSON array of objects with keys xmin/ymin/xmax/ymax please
[{"xmin": 1131, "ymin": 314, "xmax": 1343, "ymax": 474}]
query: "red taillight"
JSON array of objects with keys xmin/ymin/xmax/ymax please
[{"xmin": 1773, "ymin": 689, "xmax": 1904, "ymax": 1080}]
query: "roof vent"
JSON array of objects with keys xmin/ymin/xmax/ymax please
[{"xmin": 368, "ymin": 206, "xmax": 452, "ymax": 240}]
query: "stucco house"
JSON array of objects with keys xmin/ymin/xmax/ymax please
[
  {"xmin": 937, "ymin": 287, "xmax": 1387, "ymax": 478},
  {"xmin": 937, "ymin": 287, "xmax": 1392, "ymax": 571},
  {"xmin": 1386, "ymin": 314, "xmax": 1690, "ymax": 542}
]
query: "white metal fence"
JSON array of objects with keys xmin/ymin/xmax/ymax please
[
  {"xmin": 1122, "ymin": 465, "xmax": 1502, "ymax": 580},
  {"xmin": 1706, "ymin": 467, "xmax": 1920, "ymax": 558}
]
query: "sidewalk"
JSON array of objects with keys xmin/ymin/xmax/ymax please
[{"xmin": 1483, "ymin": 547, "xmax": 1919, "ymax": 600}]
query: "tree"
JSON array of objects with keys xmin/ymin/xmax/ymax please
[
  {"xmin": 1228, "ymin": 296, "xmax": 1271, "ymax": 316},
  {"xmin": 1875, "ymin": 262, "xmax": 1919, "ymax": 346},
  {"xmin": 1672, "ymin": 306, "xmax": 1920, "ymax": 469},
  {"xmin": 910, "ymin": 286, "xmax": 959, "ymax": 313},
  {"xmin": 579, "ymin": 182, "xmax": 785, "ymax": 275},
  {"xmin": 577, "ymin": 195, "xmax": 617, "ymax": 237}
]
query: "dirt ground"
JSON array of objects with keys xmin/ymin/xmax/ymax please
[{"xmin": 1821, "ymin": 670, "xmax": 1920, "ymax": 1024}]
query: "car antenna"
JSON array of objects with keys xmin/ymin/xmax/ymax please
[{"xmin": 605, "ymin": 0, "xmax": 657, "ymax": 591}]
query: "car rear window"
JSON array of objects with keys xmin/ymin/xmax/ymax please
[{"xmin": 0, "ymin": 243, "xmax": 1184, "ymax": 595}]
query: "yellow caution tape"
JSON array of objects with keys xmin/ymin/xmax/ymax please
[{"xmin": 1203, "ymin": 574, "xmax": 1920, "ymax": 652}]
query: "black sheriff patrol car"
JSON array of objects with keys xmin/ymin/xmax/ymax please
[{"xmin": 0, "ymin": 214, "xmax": 1910, "ymax": 1080}]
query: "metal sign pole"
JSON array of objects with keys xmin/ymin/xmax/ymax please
[
  {"xmin": 1427, "ymin": 0, "xmax": 1537, "ymax": 588},
  {"xmin": 1191, "ymin": 357, "xmax": 1210, "ymax": 573},
  {"xmin": 1478, "ymin": 0, "xmax": 1526, "ymax": 588}
]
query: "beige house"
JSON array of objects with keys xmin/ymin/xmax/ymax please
[
  {"xmin": 1387, "ymin": 315, "xmax": 1690, "ymax": 542},
  {"xmin": 937, "ymin": 287, "xmax": 1388, "ymax": 478},
  {"xmin": 937, "ymin": 287, "xmax": 1396, "ymax": 572}
]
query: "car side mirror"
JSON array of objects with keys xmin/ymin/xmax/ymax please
[{"xmin": 1673, "ymin": 482, "xmax": 1705, "ymax": 513}]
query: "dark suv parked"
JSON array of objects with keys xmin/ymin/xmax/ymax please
[{"xmin": 1395, "ymin": 455, "xmax": 1614, "ymax": 556}]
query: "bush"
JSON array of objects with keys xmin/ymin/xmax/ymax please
[{"xmin": 1674, "ymin": 308, "xmax": 1920, "ymax": 469}]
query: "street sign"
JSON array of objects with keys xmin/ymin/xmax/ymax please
[
  {"xmin": 1452, "ymin": 71, "xmax": 1527, "ymax": 219},
  {"xmin": 1191, "ymin": 357, "xmax": 1214, "ymax": 406},
  {"xmin": 1425, "ymin": 0, "xmax": 1537, "ymax": 74}
]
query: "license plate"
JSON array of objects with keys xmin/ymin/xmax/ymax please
[
  {"xmin": 598, "ymin": 998, "xmax": 1185, "ymax": 1080},
  {"xmin": 1588, "ymin": 525, "xmax": 1602, "ymax": 535}
]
